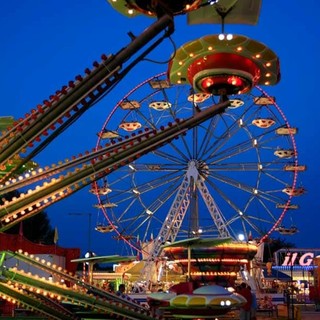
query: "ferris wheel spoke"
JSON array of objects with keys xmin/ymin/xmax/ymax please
[
  {"xmin": 127, "ymin": 163, "xmax": 184, "ymax": 172},
  {"xmin": 107, "ymin": 170, "xmax": 182, "ymax": 203},
  {"xmin": 251, "ymin": 196, "xmax": 279, "ymax": 222},
  {"xmin": 209, "ymin": 170, "xmax": 288, "ymax": 205},
  {"xmin": 206, "ymin": 161, "xmax": 281, "ymax": 171},
  {"xmin": 240, "ymin": 216, "xmax": 266, "ymax": 237},
  {"xmin": 203, "ymin": 115, "xmax": 247, "ymax": 159},
  {"xmin": 262, "ymin": 169, "xmax": 294, "ymax": 186},
  {"xmin": 208, "ymin": 139, "xmax": 257, "ymax": 164},
  {"xmin": 153, "ymin": 147, "xmax": 189, "ymax": 164},
  {"xmin": 208, "ymin": 171, "xmax": 258, "ymax": 194},
  {"xmin": 202, "ymin": 178, "xmax": 247, "ymax": 232},
  {"xmin": 196, "ymin": 116, "xmax": 220, "ymax": 159},
  {"xmin": 104, "ymin": 168, "xmax": 187, "ymax": 240}
]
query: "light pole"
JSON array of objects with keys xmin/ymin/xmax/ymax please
[
  {"xmin": 285, "ymin": 248, "xmax": 294, "ymax": 320},
  {"xmin": 68, "ymin": 212, "xmax": 92, "ymax": 252}
]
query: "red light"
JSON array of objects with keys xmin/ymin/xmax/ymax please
[
  {"xmin": 201, "ymin": 78, "xmax": 214, "ymax": 89},
  {"xmin": 227, "ymin": 76, "xmax": 243, "ymax": 86}
]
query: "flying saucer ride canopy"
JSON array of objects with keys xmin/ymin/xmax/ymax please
[
  {"xmin": 107, "ymin": 0, "xmax": 205, "ymax": 17},
  {"xmin": 168, "ymin": 34, "xmax": 280, "ymax": 95},
  {"xmin": 107, "ymin": 0, "xmax": 262, "ymax": 22}
]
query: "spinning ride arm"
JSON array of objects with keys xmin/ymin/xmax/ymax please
[
  {"xmin": 0, "ymin": 100, "xmax": 230, "ymax": 231},
  {"xmin": 0, "ymin": 14, "xmax": 173, "ymax": 180},
  {"xmin": 0, "ymin": 250, "xmax": 158, "ymax": 320}
]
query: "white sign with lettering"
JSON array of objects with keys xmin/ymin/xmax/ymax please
[{"xmin": 282, "ymin": 252, "xmax": 314, "ymax": 266}]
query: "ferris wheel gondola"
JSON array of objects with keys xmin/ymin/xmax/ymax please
[{"xmin": 275, "ymin": 225, "xmax": 299, "ymax": 235}]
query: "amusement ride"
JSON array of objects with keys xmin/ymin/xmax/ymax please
[{"xmin": 0, "ymin": 0, "xmax": 306, "ymax": 319}]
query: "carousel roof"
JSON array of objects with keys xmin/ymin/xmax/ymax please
[{"xmin": 161, "ymin": 237, "xmax": 232, "ymax": 249}]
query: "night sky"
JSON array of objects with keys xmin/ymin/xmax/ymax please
[{"xmin": 1, "ymin": 1, "xmax": 319, "ymax": 256}]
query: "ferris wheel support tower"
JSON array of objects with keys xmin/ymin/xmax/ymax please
[{"xmin": 141, "ymin": 160, "xmax": 230, "ymax": 283}]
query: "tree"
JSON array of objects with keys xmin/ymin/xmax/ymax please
[
  {"xmin": 1, "ymin": 190, "xmax": 55, "ymax": 244},
  {"xmin": 263, "ymin": 236, "xmax": 296, "ymax": 263}
]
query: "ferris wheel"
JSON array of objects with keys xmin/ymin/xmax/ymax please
[{"xmin": 92, "ymin": 71, "xmax": 304, "ymax": 255}]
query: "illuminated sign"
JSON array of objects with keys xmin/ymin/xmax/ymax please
[{"xmin": 282, "ymin": 252, "xmax": 314, "ymax": 267}]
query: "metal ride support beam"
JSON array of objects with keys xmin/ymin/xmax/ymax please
[
  {"xmin": 0, "ymin": 14, "xmax": 174, "ymax": 170},
  {"xmin": 141, "ymin": 159, "xmax": 231, "ymax": 283},
  {"xmin": 0, "ymin": 250, "xmax": 156, "ymax": 320},
  {"xmin": 140, "ymin": 160, "xmax": 203, "ymax": 282},
  {"xmin": 141, "ymin": 174, "xmax": 190, "ymax": 282},
  {"xmin": 196, "ymin": 179, "xmax": 231, "ymax": 238}
]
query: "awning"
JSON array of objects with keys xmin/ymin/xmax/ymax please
[{"xmin": 263, "ymin": 268, "xmax": 292, "ymax": 281}]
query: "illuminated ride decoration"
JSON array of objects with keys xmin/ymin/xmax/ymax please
[
  {"xmin": 162, "ymin": 238, "xmax": 258, "ymax": 281},
  {"xmin": 107, "ymin": 0, "xmax": 207, "ymax": 17},
  {"xmin": 146, "ymin": 238, "xmax": 256, "ymax": 318},
  {"xmin": 147, "ymin": 284, "xmax": 247, "ymax": 318},
  {"xmin": 0, "ymin": 116, "xmax": 38, "ymax": 178},
  {"xmin": 0, "ymin": 250, "xmax": 154, "ymax": 320},
  {"xmin": 168, "ymin": 34, "xmax": 280, "ymax": 95}
]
